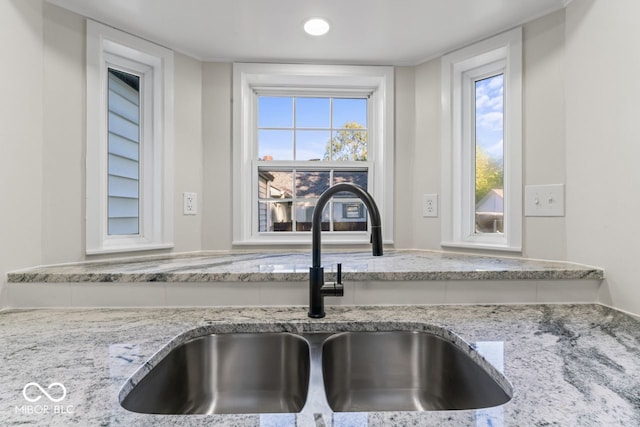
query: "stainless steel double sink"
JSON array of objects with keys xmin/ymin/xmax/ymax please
[{"xmin": 120, "ymin": 330, "xmax": 512, "ymax": 415}]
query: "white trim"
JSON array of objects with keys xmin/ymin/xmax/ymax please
[
  {"xmin": 441, "ymin": 28, "xmax": 522, "ymax": 252},
  {"xmin": 86, "ymin": 20, "xmax": 174, "ymax": 254},
  {"xmin": 232, "ymin": 63, "xmax": 394, "ymax": 246}
]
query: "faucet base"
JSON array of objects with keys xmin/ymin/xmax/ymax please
[{"xmin": 308, "ymin": 266, "xmax": 325, "ymax": 319}]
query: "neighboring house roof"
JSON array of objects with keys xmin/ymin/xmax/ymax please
[
  {"xmin": 261, "ymin": 168, "xmax": 368, "ymax": 199},
  {"xmin": 476, "ymin": 188, "xmax": 504, "ymax": 213}
]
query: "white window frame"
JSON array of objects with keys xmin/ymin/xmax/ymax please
[
  {"xmin": 86, "ymin": 20, "xmax": 174, "ymax": 254},
  {"xmin": 233, "ymin": 63, "xmax": 394, "ymax": 245},
  {"xmin": 441, "ymin": 28, "xmax": 522, "ymax": 252}
]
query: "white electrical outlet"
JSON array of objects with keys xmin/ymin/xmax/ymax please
[
  {"xmin": 524, "ymin": 184, "xmax": 564, "ymax": 217},
  {"xmin": 183, "ymin": 192, "xmax": 197, "ymax": 215},
  {"xmin": 423, "ymin": 194, "xmax": 438, "ymax": 217}
]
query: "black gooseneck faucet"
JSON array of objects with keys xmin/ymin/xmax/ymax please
[{"xmin": 308, "ymin": 183, "xmax": 383, "ymax": 318}]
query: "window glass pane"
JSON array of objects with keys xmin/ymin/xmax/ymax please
[
  {"xmin": 333, "ymin": 98, "xmax": 367, "ymax": 128},
  {"xmin": 108, "ymin": 112, "xmax": 138, "ymax": 142},
  {"xmin": 295, "ymin": 202, "xmax": 329, "ymax": 231},
  {"xmin": 474, "ymin": 74, "xmax": 504, "ymax": 234},
  {"xmin": 108, "ymin": 218, "xmax": 139, "ymax": 235},
  {"xmin": 330, "ymin": 129, "xmax": 367, "ymax": 161},
  {"xmin": 108, "ymin": 176, "xmax": 138, "ymax": 198},
  {"xmin": 296, "ymin": 97, "xmax": 330, "ymax": 128},
  {"xmin": 295, "ymin": 200, "xmax": 315, "ymax": 231},
  {"xmin": 108, "ymin": 154, "xmax": 139, "ymax": 180},
  {"xmin": 108, "ymin": 68, "xmax": 140, "ymax": 236},
  {"xmin": 296, "ymin": 130, "xmax": 331, "ymax": 161},
  {"xmin": 333, "ymin": 170, "xmax": 368, "ymax": 197},
  {"xmin": 108, "ymin": 69, "xmax": 139, "ymax": 112},
  {"xmin": 296, "ymin": 171, "xmax": 330, "ymax": 198},
  {"xmin": 333, "ymin": 201, "xmax": 367, "ymax": 231},
  {"xmin": 259, "ymin": 201, "xmax": 293, "ymax": 232},
  {"xmin": 108, "ymin": 197, "xmax": 139, "ymax": 218},
  {"xmin": 333, "ymin": 170, "xmax": 367, "ymax": 189},
  {"xmin": 109, "ymin": 133, "xmax": 139, "ymax": 161},
  {"xmin": 258, "ymin": 130, "xmax": 293, "ymax": 160},
  {"xmin": 258, "ymin": 96, "xmax": 293, "ymax": 128},
  {"xmin": 258, "ymin": 170, "xmax": 293, "ymax": 199}
]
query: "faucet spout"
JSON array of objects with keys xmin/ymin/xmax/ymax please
[{"xmin": 309, "ymin": 183, "xmax": 383, "ymax": 318}]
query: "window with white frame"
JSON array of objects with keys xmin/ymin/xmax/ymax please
[
  {"xmin": 233, "ymin": 64, "xmax": 394, "ymax": 245},
  {"xmin": 441, "ymin": 28, "xmax": 522, "ymax": 251},
  {"xmin": 86, "ymin": 20, "xmax": 174, "ymax": 254}
]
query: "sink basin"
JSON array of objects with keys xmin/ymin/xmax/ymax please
[
  {"xmin": 322, "ymin": 331, "xmax": 511, "ymax": 412},
  {"xmin": 120, "ymin": 332, "xmax": 310, "ymax": 414},
  {"xmin": 121, "ymin": 328, "xmax": 512, "ymax": 415}
]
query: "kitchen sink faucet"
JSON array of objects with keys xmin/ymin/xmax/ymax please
[{"xmin": 308, "ymin": 183, "xmax": 383, "ymax": 318}]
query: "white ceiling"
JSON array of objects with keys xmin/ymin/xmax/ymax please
[{"xmin": 47, "ymin": 0, "xmax": 567, "ymax": 65}]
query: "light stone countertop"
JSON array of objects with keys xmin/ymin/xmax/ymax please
[
  {"xmin": 7, "ymin": 250, "xmax": 603, "ymax": 283},
  {"xmin": 1, "ymin": 304, "xmax": 638, "ymax": 426}
]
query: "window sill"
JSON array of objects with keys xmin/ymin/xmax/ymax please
[
  {"xmin": 234, "ymin": 232, "xmax": 393, "ymax": 247},
  {"xmin": 441, "ymin": 241, "xmax": 522, "ymax": 253},
  {"xmin": 86, "ymin": 243, "xmax": 174, "ymax": 256}
]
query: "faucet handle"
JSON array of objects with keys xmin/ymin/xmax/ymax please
[{"xmin": 321, "ymin": 264, "xmax": 344, "ymax": 297}]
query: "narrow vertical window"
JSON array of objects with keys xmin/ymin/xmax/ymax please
[
  {"xmin": 107, "ymin": 68, "xmax": 140, "ymax": 235},
  {"xmin": 86, "ymin": 20, "xmax": 174, "ymax": 254},
  {"xmin": 474, "ymin": 74, "xmax": 504, "ymax": 234},
  {"xmin": 441, "ymin": 28, "xmax": 522, "ymax": 251}
]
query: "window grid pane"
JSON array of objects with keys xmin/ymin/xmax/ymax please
[
  {"xmin": 474, "ymin": 73, "xmax": 504, "ymax": 235},
  {"xmin": 258, "ymin": 96, "xmax": 368, "ymax": 162},
  {"xmin": 257, "ymin": 167, "xmax": 368, "ymax": 233}
]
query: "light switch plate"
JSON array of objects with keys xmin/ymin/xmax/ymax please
[{"xmin": 524, "ymin": 184, "xmax": 564, "ymax": 217}]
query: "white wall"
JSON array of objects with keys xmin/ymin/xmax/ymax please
[
  {"xmin": 392, "ymin": 67, "xmax": 416, "ymax": 248},
  {"xmin": 41, "ymin": 2, "xmax": 84, "ymax": 264},
  {"xmin": 201, "ymin": 63, "xmax": 233, "ymax": 250},
  {"xmin": 173, "ymin": 53, "xmax": 204, "ymax": 252},
  {"xmin": 411, "ymin": 58, "xmax": 442, "ymax": 249},
  {"xmin": 565, "ymin": 0, "xmax": 640, "ymax": 315},
  {"xmin": 522, "ymin": 10, "xmax": 567, "ymax": 260},
  {"xmin": 0, "ymin": 0, "xmax": 44, "ymax": 308}
]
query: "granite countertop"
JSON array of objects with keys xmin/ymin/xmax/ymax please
[
  {"xmin": 7, "ymin": 250, "xmax": 604, "ymax": 283},
  {"xmin": 1, "ymin": 304, "xmax": 638, "ymax": 426}
]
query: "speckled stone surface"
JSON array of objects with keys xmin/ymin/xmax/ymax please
[
  {"xmin": 7, "ymin": 250, "xmax": 603, "ymax": 283},
  {"xmin": 0, "ymin": 304, "xmax": 638, "ymax": 426}
]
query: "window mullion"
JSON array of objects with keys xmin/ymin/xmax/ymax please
[
  {"xmin": 291, "ymin": 167, "xmax": 297, "ymax": 232},
  {"xmin": 292, "ymin": 97, "xmax": 297, "ymax": 161}
]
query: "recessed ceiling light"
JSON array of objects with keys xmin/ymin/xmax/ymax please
[{"xmin": 304, "ymin": 18, "xmax": 330, "ymax": 36}]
